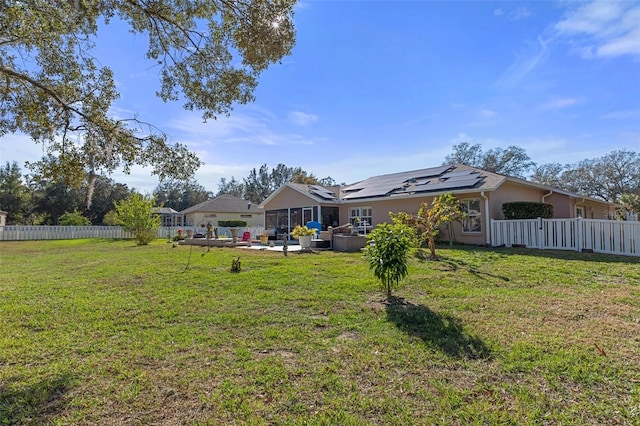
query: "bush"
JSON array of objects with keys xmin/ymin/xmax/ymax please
[
  {"xmin": 502, "ymin": 202, "xmax": 553, "ymax": 219},
  {"xmin": 218, "ymin": 220, "xmax": 247, "ymax": 227},
  {"xmin": 102, "ymin": 210, "xmax": 119, "ymax": 226},
  {"xmin": 363, "ymin": 222, "xmax": 413, "ymax": 298},
  {"xmin": 59, "ymin": 209, "xmax": 91, "ymax": 226},
  {"xmin": 114, "ymin": 194, "xmax": 161, "ymax": 245}
]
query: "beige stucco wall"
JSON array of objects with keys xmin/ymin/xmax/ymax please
[
  {"xmin": 265, "ymin": 181, "xmax": 613, "ymax": 247},
  {"xmin": 488, "ymin": 182, "xmax": 553, "ymax": 218},
  {"xmin": 574, "ymin": 199, "xmax": 614, "ymax": 219},
  {"xmin": 184, "ymin": 212, "xmax": 264, "ymax": 228},
  {"xmin": 342, "ymin": 193, "xmax": 489, "ymax": 246}
]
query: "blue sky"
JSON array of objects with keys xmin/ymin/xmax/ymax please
[{"xmin": 1, "ymin": 0, "xmax": 639, "ymax": 194}]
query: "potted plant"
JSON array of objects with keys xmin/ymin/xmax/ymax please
[
  {"xmin": 291, "ymin": 225, "xmax": 317, "ymax": 250},
  {"xmin": 259, "ymin": 232, "xmax": 269, "ymax": 245}
]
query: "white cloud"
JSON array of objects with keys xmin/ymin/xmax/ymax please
[
  {"xmin": 554, "ymin": 1, "xmax": 640, "ymax": 58},
  {"xmin": 510, "ymin": 7, "xmax": 533, "ymax": 21},
  {"xmin": 543, "ymin": 97, "xmax": 582, "ymax": 110},
  {"xmin": 599, "ymin": 109, "xmax": 640, "ymax": 119},
  {"xmin": 493, "ymin": 6, "xmax": 532, "ymax": 20},
  {"xmin": 480, "ymin": 109, "xmax": 497, "ymax": 118},
  {"xmin": 288, "ymin": 111, "xmax": 319, "ymax": 126},
  {"xmin": 497, "ymin": 36, "xmax": 549, "ymax": 89},
  {"xmin": 166, "ymin": 108, "xmax": 320, "ymax": 153},
  {"xmin": 0, "ymin": 133, "xmax": 48, "ymax": 165}
]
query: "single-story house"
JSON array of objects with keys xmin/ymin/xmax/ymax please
[
  {"xmin": 0, "ymin": 210, "xmax": 7, "ymax": 227},
  {"xmin": 260, "ymin": 164, "xmax": 614, "ymax": 246},
  {"xmin": 180, "ymin": 194, "xmax": 264, "ymax": 228},
  {"xmin": 151, "ymin": 207, "xmax": 184, "ymax": 227}
]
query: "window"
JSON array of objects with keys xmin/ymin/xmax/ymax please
[
  {"xmin": 349, "ymin": 206, "xmax": 372, "ymax": 226},
  {"xmin": 461, "ymin": 199, "xmax": 481, "ymax": 233},
  {"xmin": 576, "ymin": 206, "xmax": 584, "ymax": 218}
]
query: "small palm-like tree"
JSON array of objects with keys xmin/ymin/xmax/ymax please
[{"xmin": 363, "ymin": 222, "xmax": 413, "ymax": 298}]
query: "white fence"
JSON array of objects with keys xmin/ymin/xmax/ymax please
[
  {"xmin": 0, "ymin": 225, "xmax": 266, "ymax": 242},
  {"xmin": 491, "ymin": 218, "xmax": 640, "ymax": 257},
  {"xmin": 0, "ymin": 225, "xmax": 134, "ymax": 241}
]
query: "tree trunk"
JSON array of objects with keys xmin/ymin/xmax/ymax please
[{"xmin": 428, "ymin": 235, "xmax": 437, "ymax": 259}]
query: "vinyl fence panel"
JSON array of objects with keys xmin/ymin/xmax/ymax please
[{"xmin": 491, "ymin": 218, "xmax": 640, "ymax": 257}]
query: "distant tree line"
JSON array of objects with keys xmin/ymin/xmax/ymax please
[
  {"xmin": 0, "ymin": 162, "xmax": 336, "ymax": 225},
  {"xmin": 445, "ymin": 143, "xmax": 640, "ymax": 216},
  {"xmin": 0, "ymin": 161, "xmax": 133, "ymax": 225},
  {"xmin": 216, "ymin": 163, "xmax": 337, "ymax": 205},
  {"xmin": 1, "ymin": 147, "xmax": 638, "ymax": 226}
]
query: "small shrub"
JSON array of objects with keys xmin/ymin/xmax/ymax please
[
  {"xmin": 363, "ymin": 222, "xmax": 413, "ymax": 298},
  {"xmin": 59, "ymin": 209, "xmax": 91, "ymax": 226},
  {"xmin": 218, "ymin": 220, "xmax": 247, "ymax": 227},
  {"xmin": 502, "ymin": 202, "xmax": 553, "ymax": 219},
  {"xmin": 103, "ymin": 210, "xmax": 119, "ymax": 226},
  {"xmin": 114, "ymin": 194, "xmax": 161, "ymax": 245},
  {"xmin": 230, "ymin": 257, "xmax": 241, "ymax": 273}
]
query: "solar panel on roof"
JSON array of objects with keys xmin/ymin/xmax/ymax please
[
  {"xmin": 342, "ymin": 165, "xmax": 453, "ymax": 192},
  {"xmin": 308, "ymin": 185, "xmax": 337, "ymax": 200},
  {"xmin": 343, "ymin": 184, "xmax": 403, "ymax": 199},
  {"xmin": 341, "ymin": 165, "xmax": 477, "ymax": 199},
  {"xmin": 412, "ymin": 176, "xmax": 482, "ymax": 193},
  {"xmin": 440, "ymin": 170, "xmax": 475, "ymax": 179}
]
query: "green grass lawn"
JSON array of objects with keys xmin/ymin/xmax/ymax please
[{"xmin": 1, "ymin": 239, "xmax": 639, "ymax": 425}]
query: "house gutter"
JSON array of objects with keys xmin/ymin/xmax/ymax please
[
  {"xmin": 480, "ymin": 191, "xmax": 490, "ymax": 246},
  {"xmin": 542, "ymin": 190, "xmax": 553, "ymax": 203}
]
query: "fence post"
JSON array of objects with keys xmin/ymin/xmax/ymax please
[
  {"xmin": 537, "ymin": 217, "xmax": 544, "ymax": 249},
  {"xmin": 576, "ymin": 217, "xmax": 582, "ymax": 252},
  {"xmin": 490, "ymin": 219, "xmax": 495, "ymax": 246}
]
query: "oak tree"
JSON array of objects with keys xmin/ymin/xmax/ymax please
[
  {"xmin": 445, "ymin": 142, "xmax": 535, "ymax": 178},
  {"xmin": 0, "ymin": 0, "xmax": 296, "ymax": 206}
]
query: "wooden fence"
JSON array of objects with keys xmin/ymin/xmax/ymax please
[{"xmin": 491, "ymin": 218, "xmax": 640, "ymax": 257}]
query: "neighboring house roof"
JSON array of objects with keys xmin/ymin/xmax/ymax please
[
  {"xmin": 152, "ymin": 207, "xmax": 181, "ymax": 215},
  {"xmin": 262, "ymin": 164, "xmax": 612, "ymax": 207},
  {"xmin": 181, "ymin": 194, "xmax": 263, "ymax": 214},
  {"xmin": 259, "ymin": 183, "xmax": 341, "ymax": 207}
]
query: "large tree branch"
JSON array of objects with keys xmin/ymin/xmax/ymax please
[{"xmin": 0, "ymin": 65, "xmax": 91, "ymax": 124}]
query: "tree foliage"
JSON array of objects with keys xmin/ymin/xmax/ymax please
[
  {"xmin": 219, "ymin": 163, "xmax": 336, "ymax": 204},
  {"xmin": 102, "ymin": 210, "xmax": 120, "ymax": 226},
  {"xmin": 153, "ymin": 179, "xmax": 212, "ymax": 212},
  {"xmin": 217, "ymin": 177, "xmax": 245, "ymax": 199},
  {"xmin": 59, "ymin": 209, "xmax": 91, "ymax": 226},
  {"xmin": 531, "ymin": 150, "xmax": 640, "ymax": 202},
  {"xmin": 1, "ymin": 0, "xmax": 296, "ymax": 205},
  {"xmin": 445, "ymin": 142, "xmax": 535, "ymax": 178},
  {"xmin": 617, "ymin": 193, "xmax": 640, "ymax": 219},
  {"xmin": 363, "ymin": 222, "xmax": 413, "ymax": 299},
  {"xmin": 0, "ymin": 161, "xmax": 29, "ymax": 224},
  {"xmin": 392, "ymin": 193, "xmax": 464, "ymax": 260},
  {"xmin": 113, "ymin": 193, "xmax": 160, "ymax": 245}
]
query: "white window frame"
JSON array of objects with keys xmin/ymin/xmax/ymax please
[
  {"xmin": 349, "ymin": 206, "xmax": 372, "ymax": 226},
  {"xmin": 461, "ymin": 198, "xmax": 482, "ymax": 233}
]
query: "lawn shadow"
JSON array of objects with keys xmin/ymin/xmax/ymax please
[
  {"xmin": 0, "ymin": 374, "xmax": 74, "ymax": 424},
  {"xmin": 385, "ymin": 296, "xmax": 492, "ymax": 360},
  {"xmin": 433, "ymin": 243, "xmax": 640, "ymax": 265},
  {"xmin": 437, "ymin": 255, "xmax": 511, "ymax": 283}
]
